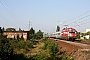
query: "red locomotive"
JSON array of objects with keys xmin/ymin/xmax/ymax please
[{"xmin": 61, "ymin": 28, "xmax": 77, "ymax": 41}]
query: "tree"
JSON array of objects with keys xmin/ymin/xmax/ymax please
[
  {"xmin": 29, "ymin": 27, "xmax": 35, "ymax": 34},
  {"xmin": 36, "ymin": 30, "xmax": 43, "ymax": 39},
  {"xmin": 6, "ymin": 28, "xmax": 16, "ymax": 31},
  {"xmin": 0, "ymin": 27, "xmax": 3, "ymax": 35},
  {"xmin": 19, "ymin": 28, "xmax": 22, "ymax": 31},
  {"xmin": 81, "ymin": 33, "xmax": 86, "ymax": 37},
  {"xmin": 0, "ymin": 34, "xmax": 13, "ymax": 60},
  {"xmin": 0, "ymin": 27, "xmax": 2, "ymax": 33},
  {"xmin": 56, "ymin": 25, "xmax": 60, "ymax": 32},
  {"xmin": 2, "ymin": 27, "xmax": 5, "ymax": 31},
  {"xmin": 76, "ymin": 32, "xmax": 80, "ymax": 39},
  {"xmin": 86, "ymin": 31, "xmax": 90, "ymax": 35},
  {"xmin": 44, "ymin": 40, "xmax": 59, "ymax": 56},
  {"xmin": 29, "ymin": 27, "xmax": 35, "ymax": 39}
]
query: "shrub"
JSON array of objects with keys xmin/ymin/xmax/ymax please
[
  {"xmin": 32, "ymin": 54, "xmax": 47, "ymax": 60},
  {"xmin": 43, "ymin": 40, "xmax": 59, "ymax": 56},
  {"xmin": 9, "ymin": 40, "xmax": 33, "ymax": 50},
  {"xmin": 0, "ymin": 35, "xmax": 13, "ymax": 60}
]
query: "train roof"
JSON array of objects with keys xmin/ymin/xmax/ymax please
[
  {"xmin": 62, "ymin": 27, "xmax": 76, "ymax": 30},
  {"xmin": 55, "ymin": 31, "xmax": 61, "ymax": 33}
]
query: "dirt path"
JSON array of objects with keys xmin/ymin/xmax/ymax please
[{"xmin": 57, "ymin": 40, "xmax": 90, "ymax": 60}]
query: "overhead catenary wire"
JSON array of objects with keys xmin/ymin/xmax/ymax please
[
  {"xmin": 3, "ymin": 0, "xmax": 24, "ymax": 26},
  {"xmin": 0, "ymin": 0, "xmax": 23, "ymax": 29},
  {"xmin": 73, "ymin": 20, "xmax": 90, "ymax": 27},
  {"xmin": 69, "ymin": 10, "xmax": 90, "ymax": 22},
  {"xmin": 60, "ymin": 10, "xmax": 90, "ymax": 30},
  {"xmin": 68, "ymin": 14, "xmax": 90, "ymax": 26},
  {"xmin": 0, "ymin": 14, "xmax": 17, "ymax": 27}
]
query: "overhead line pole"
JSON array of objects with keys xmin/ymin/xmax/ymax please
[{"xmin": 29, "ymin": 21, "xmax": 30, "ymax": 30}]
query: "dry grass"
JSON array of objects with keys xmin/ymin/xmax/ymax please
[{"xmin": 26, "ymin": 42, "xmax": 44, "ymax": 57}]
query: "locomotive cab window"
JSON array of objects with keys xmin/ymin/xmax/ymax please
[{"xmin": 69, "ymin": 30, "xmax": 75, "ymax": 33}]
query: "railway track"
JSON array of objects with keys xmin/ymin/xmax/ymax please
[
  {"xmin": 53, "ymin": 38, "xmax": 90, "ymax": 45},
  {"xmin": 50, "ymin": 38, "xmax": 90, "ymax": 50},
  {"xmin": 52, "ymin": 38, "xmax": 90, "ymax": 60},
  {"xmin": 58, "ymin": 39, "xmax": 90, "ymax": 49}
]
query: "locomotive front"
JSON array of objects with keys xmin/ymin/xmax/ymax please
[
  {"xmin": 61, "ymin": 28, "xmax": 77, "ymax": 41},
  {"xmin": 68, "ymin": 28, "xmax": 77, "ymax": 40}
]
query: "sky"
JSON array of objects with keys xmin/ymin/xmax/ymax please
[{"xmin": 0, "ymin": 0, "xmax": 90, "ymax": 33}]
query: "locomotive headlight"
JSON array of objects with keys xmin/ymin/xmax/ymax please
[
  {"xmin": 70, "ymin": 34, "xmax": 72, "ymax": 36},
  {"xmin": 68, "ymin": 34, "xmax": 70, "ymax": 36},
  {"xmin": 68, "ymin": 32, "xmax": 70, "ymax": 36}
]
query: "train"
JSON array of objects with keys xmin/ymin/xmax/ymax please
[{"xmin": 44, "ymin": 27, "xmax": 77, "ymax": 41}]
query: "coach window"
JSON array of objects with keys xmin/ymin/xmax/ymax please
[{"xmin": 58, "ymin": 33, "xmax": 60, "ymax": 35}]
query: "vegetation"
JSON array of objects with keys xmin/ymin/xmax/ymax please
[
  {"xmin": 0, "ymin": 33, "xmax": 13, "ymax": 60},
  {"xmin": 81, "ymin": 31, "xmax": 90, "ymax": 36},
  {"xmin": 31, "ymin": 38, "xmax": 74, "ymax": 60},
  {"xmin": 6, "ymin": 28, "xmax": 16, "ymax": 31},
  {"xmin": 43, "ymin": 39, "xmax": 59, "ymax": 56},
  {"xmin": 0, "ymin": 27, "xmax": 3, "ymax": 35},
  {"xmin": 0, "ymin": 36, "xmax": 74, "ymax": 60},
  {"xmin": 77, "ymin": 31, "xmax": 90, "ymax": 38},
  {"xmin": 0, "ymin": 35, "xmax": 33, "ymax": 60},
  {"xmin": 35, "ymin": 30, "xmax": 43, "ymax": 39},
  {"xmin": 9, "ymin": 40, "xmax": 33, "ymax": 50},
  {"xmin": 0, "ymin": 27, "xmax": 74, "ymax": 60},
  {"xmin": 29, "ymin": 28, "xmax": 43, "ymax": 40},
  {"xmin": 56, "ymin": 25, "xmax": 60, "ymax": 32},
  {"xmin": 76, "ymin": 32, "xmax": 80, "ymax": 39}
]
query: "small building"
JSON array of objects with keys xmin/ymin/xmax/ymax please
[
  {"xmin": 3, "ymin": 31, "xmax": 29, "ymax": 41},
  {"xmin": 84, "ymin": 35, "xmax": 90, "ymax": 39},
  {"xmin": 86, "ymin": 29, "xmax": 90, "ymax": 33}
]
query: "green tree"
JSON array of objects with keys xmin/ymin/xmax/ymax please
[
  {"xmin": 86, "ymin": 31, "xmax": 90, "ymax": 35},
  {"xmin": 56, "ymin": 25, "xmax": 60, "ymax": 32},
  {"xmin": 0, "ymin": 35, "xmax": 13, "ymax": 60},
  {"xmin": 2, "ymin": 27, "xmax": 5, "ymax": 31},
  {"xmin": 81, "ymin": 33, "xmax": 86, "ymax": 37},
  {"xmin": 76, "ymin": 32, "xmax": 80, "ymax": 39},
  {"xmin": 29, "ymin": 27, "xmax": 35, "ymax": 39},
  {"xmin": 36, "ymin": 30, "xmax": 43, "ymax": 39},
  {"xmin": 44, "ymin": 40, "xmax": 59, "ymax": 56},
  {"xmin": 19, "ymin": 28, "xmax": 22, "ymax": 31},
  {"xmin": 29, "ymin": 27, "xmax": 35, "ymax": 34},
  {"xmin": 0, "ymin": 27, "xmax": 3, "ymax": 36},
  {"xmin": 6, "ymin": 28, "xmax": 16, "ymax": 31}
]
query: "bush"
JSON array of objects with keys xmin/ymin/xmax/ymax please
[
  {"xmin": 32, "ymin": 54, "xmax": 47, "ymax": 60},
  {"xmin": 0, "ymin": 35, "xmax": 13, "ymax": 60},
  {"xmin": 43, "ymin": 39, "xmax": 59, "ymax": 56},
  {"xmin": 9, "ymin": 40, "xmax": 33, "ymax": 50},
  {"xmin": 12, "ymin": 54, "xmax": 30, "ymax": 60}
]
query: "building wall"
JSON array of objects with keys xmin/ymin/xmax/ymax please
[
  {"xmin": 86, "ymin": 29, "xmax": 90, "ymax": 33},
  {"xmin": 3, "ymin": 31, "xmax": 29, "ymax": 41}
]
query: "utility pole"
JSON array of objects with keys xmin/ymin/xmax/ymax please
[{"xmin": 29, "ymin": 21, "xmax": 30, "ymax": 30}]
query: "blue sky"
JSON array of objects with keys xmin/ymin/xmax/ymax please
[{"xmin": 0, "ymin": 0, "xmax": 90, "ymax": 33}]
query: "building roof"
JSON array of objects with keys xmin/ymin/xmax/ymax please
[{"xmin": 4, "ymin": 31, "xmax": 29, "ymax": 33}]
